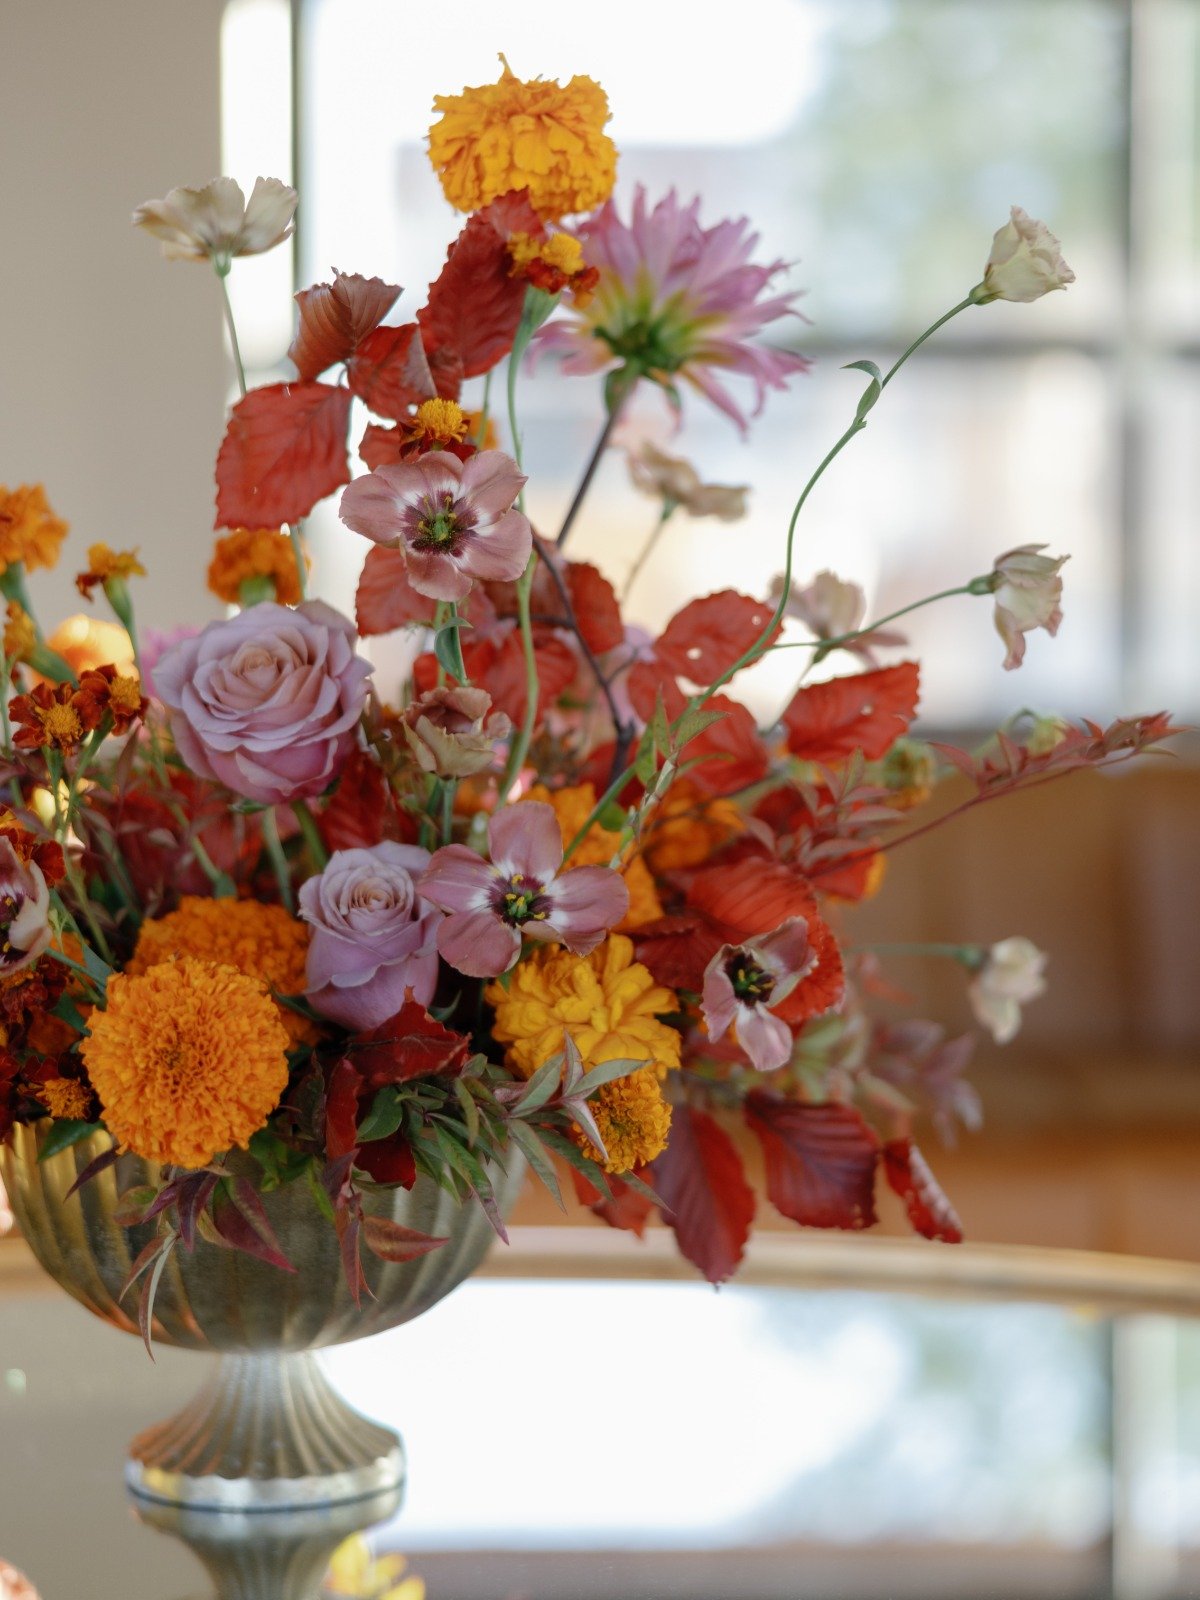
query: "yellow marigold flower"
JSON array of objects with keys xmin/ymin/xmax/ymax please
[
  {"xmin": 527, "ymin": 783, "xmax": 662, "ymax": 931},
  {"xmin": 0, "ymin": 484, "xmax": 68, "ymax": 574},
  {"xmin": 325, "ymin": 1536, "xmax": 426, "ymax": 1600},
  {"xmin": 642, "ymin": 779, "xmax": 743, "ymax": 874},
  {"xmin": 128, "ymin": 896, "xmax": 317, "ymax": 1047},
  {"xmin": 80, "ymin": 958, "xmax": 290, "ymax": 1169},
  {"xmin": 510, "ymin": 231, "xmax": 584, "ymax": 277},
  {"xmin": 578, "ymin": 1066, "xmax": 672, "ymax": 1174},
  {"xmin": 37, "ymin": 1077, "xmax": 92, "ymax": 1121},
  {"xmin": 428, "ymin": 58, "xmax": 616, "ymax": 221},
  {"xmin": 207, "ymin": 527, "xmax": 304, "ymax": 607},
  {"xmin": 3, "ymin": 603, "xmax": 35, "ymax": 664},
  {"xmin": 486, "ymin": 934, "xmax": 680, "ymax": 1081}
]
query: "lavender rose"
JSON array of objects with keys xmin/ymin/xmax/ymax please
[
  {"xmin": 299, "ymin": 842, "xmax": 440, "ymax": 1031},
  {"xmin": 154, "ymin": 601, "xmax": 372, "ymax": 805}
]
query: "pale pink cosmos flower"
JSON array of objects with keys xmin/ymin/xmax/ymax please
[
  {"xmin": 702, "ymin": 918, "xmax": 816, "ymax": 1073},
  {"xmin": 771, "ymin": 570, "xmax": 907, "ymax": 665},
  {"xmin": 132, "ymin": 177, "xmax": 297, "ymax": 267},
  {"xmin": 339, "ymin": 451, "xmax": 532, "ymax": 603},
  {"xmin": 537, "ymin": 187, "xmax": 809, "ymax": 432},
  {"xmin": 987, "ymin": 544, "xmax": 1068, "ymax": 669},
  {"xmin": 419, "ymin": 801, "xmax": 629, "ymax": 979}
]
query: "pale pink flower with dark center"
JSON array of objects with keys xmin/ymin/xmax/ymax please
[
  {"xmin": 537, "ymin": 186, "xmax": 809, "ymax": 432},
  {"xmin": 419, "ymin": 801, "xmax": 628, "ymax": 978},
  {"xmin": 702, "ymin": 918, "xmax": 816, "ymax": 1073},
  {"xmin": 339, "ymin": 451, "xmax": 532, "ymax": 603}
]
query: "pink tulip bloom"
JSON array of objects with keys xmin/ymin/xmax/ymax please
[
  {"xmin": 339, "ymin": 450, "xmax": 532, "ymax": 603},
  {"xmin": 419, "ymin": 801, "xmax": 629, "ymax": 978},
  {"xmin": 537, "ymin": 186, "xmax": 809, "ymax": 432},
  {"xmin": 702, "ymin": 918, "xmax": 816, "ymax": 1073}
]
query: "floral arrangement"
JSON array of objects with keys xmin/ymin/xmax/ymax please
[{"xmin": 0, "ymin": 60, "xmax": 1177, "ymax": 1311}]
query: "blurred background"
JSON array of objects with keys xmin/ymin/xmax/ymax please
[{"xmin": 2, "ymin": 1, "xmax": 1200, "ymax": 1595}]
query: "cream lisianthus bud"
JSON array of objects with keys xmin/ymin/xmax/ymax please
[
  {"xmin": 132, "ymin": 176, "xmax": 297, "ymax": 269},
  {"xmin": 984, "ymin": 544, "xmax": 1069, "ymax": 670},
  {"xmin": 967, "ymin": 937, "xmax": 1048, "ymax": 1044},
  {"xmin": 971, "ymin": 207, "xmax": 1075, "ymax": 305}
]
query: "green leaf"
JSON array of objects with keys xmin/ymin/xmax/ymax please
[
  {"xmin": 433, "ymin": 616, "xmax": 469, "ymax": 682},
  {"xmin": 843, "ymin": 358, "xmax": 883, "ymax": 382},
  {"xmin": 537, "ymin": 1125, "xmax": 613, "ymax": 1201},
  {"xmin": 454, "ymin": 1078, "xmax": 481, "ymax": 1148},
  {"xmin": 51, "ymin": 993, "xmax": 88, "ymax": 1032},
  {"xmin": 672, "ymin": 705, "xmax": 725, "ymax": 750},
  {"xmin": 507, "ymin": 1120, "xmax": 563, "ymax": 1209},
  {"xmin": 81, "ymin": 944, "xmax": 113, "ymax": 985},
  {"xmin": 36, "ymin": 1118, "xmax": 101, "ymax": 1161},
  {"xmin": 596, "ymin": 799, "xmax": 629, "ymax": 832},
  {"xmin": 512, "ymin": 1056, "xmax": 563, "ymax": 1118},
  {"xmin": 356, "ymin": 1085, "xmax": 406, "ymax": 1144},
  {"xmin": 571, "ymin": 1057, "xmax": 647, "ymax": 1101},
  {"xmin": 305, "ymin": 1161, "xmax": 337, "ymax": 1224}
]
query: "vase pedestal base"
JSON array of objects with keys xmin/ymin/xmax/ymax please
[{"xmin": 125, "ymin": 1351, "xmax": 404, "ymax": 1511}]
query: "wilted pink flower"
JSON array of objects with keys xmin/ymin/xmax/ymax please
[
  {"xmin": 0, "ymin": 838, "xmax": 52, "ymax": 977},
  {"xmin": 702, "ymin": 919, "xmax": 816, "ymax": 1072},
  {"xmin": 967, "ymin": 937, "xmax": 1047, "ymax": 1044},
  {"xmin": 626, "ymin": 443, "xmax": 749, "ymax": 521},
  {"xmin": 986, "ymin": 544, "xmax": 1068, "ymax": 669},
  {"xmin": 154, "ymin": 600, "xmax": 372, "ymax": 805},
  {"xmin": 401, "ymin": 686, "xmax": 511, "ymax": 779},
  {"xmin": 299, "ymin": 842, "xmax": 439, "ymax": 1030},
  {"xmin": 537, "ymin": 187, "xmax": 809, "ymax": 432},
  {"xmin": 132, "ymin": 176, "xmax": 297, "ymax": 267},
  {"xmin": 772, "ymin": 570, "xmax": 907, "ymax": 664},
  {"xmin": 972, "ymin": 207, "xmax": 1075, "ymax": 305},
  {"xmin": 339, "ymin": 451, "xmax": 532, "ymax": 602},
  {"xmin": 419, "ymin": 801, "xmax": 628, "ymax": 978}
]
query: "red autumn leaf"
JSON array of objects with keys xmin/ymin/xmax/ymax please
[
  {"xmin": 319, "ymin": 748, "xmax": 415, "ymax": 852},
  {"xmin": 633, "ymin": 912, "xmax": 727, "ymax": 993},
  {"xmin": 809, "ymin": 849, "xmax": 883, "ymax": 901},
  {"xmin": 655, "ymin": 590, "xmax": 780, "ymax": 688},
  {"xmin": 426, "ymin": 347, "xmax": 465, "ymax": 402},
  {"xmin": 325, "ymin": 1058, "xmax": 362, "ymax": 1161},
  {"xmin": 359, "ymin": 422, "xmax": 405, "ymax": 471},
  {"xmin": 356, "ymin": 1139, "xmax": 417, "ymax": 1188},
  {"xmin": 771, "ymin": 915, "xmax": 846, "ymax": 1024},
  {"xmin": 214, "ymin": 380, "xmax": 352, "ymax": 529},
  {"xmin": 289, "ymin": 272, "xmax": 402, "ymax": 380},
  {"xmin": 745, "ymin": 1093, "xmax": 879, "ymax": 1231},
  {"xmin": 565, "ymin": 561, "xmax": 624, "ymax": 655},
  {"xmin": 782, "ymin": 661, "xmax": 921, "ymax": 764},
  {"xmin": 570, "ymin": 1165, "xmax": 656, "ymax": 1238},
  {"xmin": 355, "ymin": 544, "xmax": 439, "ymax": 636},
  {"xmin": 361, "ymin": 1214, "xmax": 448, "ymax": 1262},
  {"xmin": 687, "ymin": 851, "xmax": 818, "ymax": 938},
  {"xmin": 626, "ymin": 658, "xmax": 688, "ymax": 724},
  {"xmin": 417, "ymin": 202, "xmax": 529, "ymax": 383},
  {"xmin": 684, "ymin": 696, "xmax": 770, "ymax": 796},
  {"xmin": 346, "ymin": 322, "xmax": 436, "ymax": 420},
  {"xmin": 649, "ymin": 1104, "xmax": 756, "ymax": 1284},
  {"xmin": 347, "ymin": 996, "xmax": 472, "ymax": 1088},
  {"xmin": 882, "ymin": 1138, "xmax": 964, "ymax": 1244}
]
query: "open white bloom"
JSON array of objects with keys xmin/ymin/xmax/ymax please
[
  {"xmin": 988, "ymin": 544, "xmax": 1069, "ymax": 670},
  {"xmin": 132, "ymin": 176, "xmax": 297, "ymax": 267},
  {"xmin": 968, "ymin": 937, "xmax": 1048, "ymax": 1044},
  {"xmin": 972, "ymin": 207, "xmax": 1075, "ymax": 305}
]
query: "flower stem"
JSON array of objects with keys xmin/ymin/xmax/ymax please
[
  {"xmin": 499, "ymin": 317, "xmax": 539, "ymax": 798},
  {"xmin": 261, "ymin": 806, "xmax": 294, "ymax": 912},
  {"xmin": 291, "ymin": 797, "xmax": 329, "ymax": 870},
  {"xmin": 621, "ymin": 502, "xmax": 676, "ymax": 601},
  {"xmin": 861, "ymin": 940, "xmax": 977, "ymax": 963},
  {"xmin": 216, "ymin": 266, "xmax": 248, "ymax": 398},
  {"xmin": 881, "ymin": 298, "xmax": 975, "ymax": 388},
  {"xmin": 556, "ymin": 395, "xmax": 628, "ymax": 550},
  {"xmin": 287, "ymin": 523, "xmax": 308, "ymax": 601}
]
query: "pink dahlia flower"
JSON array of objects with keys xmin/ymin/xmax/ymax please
[
  {"xmin": 537, "ymin": 186, "xmax": 809, "ymax": 431},
  {"xmin": 154, "ymin": 600, "xmax": 372, "ymax": 806},
  {"xmin": 339, "ymin": 450, "xmax": 532, "ymax": 603},
  {"xmin": 419, "ymin": 801, "xmax": 629, "ymax": 978},
  {"xmin": 702, "ymin": 918, "xmax": 816, "ymax": 1073},
  {"xmin": 299, "ymin": 841, "xmax": 439, "ymax": 1031}
]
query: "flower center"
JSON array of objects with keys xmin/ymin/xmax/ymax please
[
  {"xmin": 0, "ymin": 890, "xmax": 26, "ymax": 963},
  {"xmin": 726, "ymin": 954, "xmax": 774, "ymax": 1005},
  {"xmin": 37, "ymin": 703, "xmax": 83, "ymax": 748},
  {"xmin": 413, "ymin": 492, "xmax": 471, "ymax": 552},
  {"xmin": 496, "ymin": 873, "xmax": 551, "ymax": 927}
]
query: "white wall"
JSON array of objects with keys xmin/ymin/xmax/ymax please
[{"xmin": 0, "ymin": 0, "xmax": 229, "ymax": 635}]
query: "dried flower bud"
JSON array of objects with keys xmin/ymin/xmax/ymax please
[{"xmin": 401, "ymin": 686, "xmax": 511, "ymax": 778}]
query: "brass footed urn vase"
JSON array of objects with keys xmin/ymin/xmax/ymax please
[{"xmin": 4, "ymin": 1124, "xmax": 522, "ymax": 1510}]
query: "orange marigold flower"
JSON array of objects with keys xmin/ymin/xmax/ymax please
[
  {"xmin": 485, "ymin": 933, "xmax": 680, "ymax": 1081},
  {"xmin": 37, "ymin": 1076, "xmax": 94, "ymax": 1121},
  {"xmin": 0, "ymin": 485, "xmax": 68, "ymax": 574},
  {"xmin": 576, "ymin": 1065, "xmax": 672, "ymax": 1174},
  {"xmin": 642, "ymin": 779, "xmax": 744, "ymax": 874},
  {"xmin": 409, "ymin": 398, "xmax": 469, "ymax": 448},
  {"xmin": 3, "ymin": 603, "xmax": 35, "ymax": 665},
  {"xmin": 127, "ymin": 896, "xmax": 317, "ymax": 1047},
  {"xmin": 508, "ymin": 231, "xmax": 600, "ymax": 305},
  {"xmin": 74, "ymin": 664, "xmax": 148, "ymax": 734},
  {"xmin": 10, "ymin": 681, "xmax": 84, "ymax": 752},
  {"xmin": 46, "ymin": 615, "xmax": 135, "ymax": 678},
  {"xmin": 75, "ymin": 543, "xmax": 146, "ymax": 601},
  {"xmin": 526, "ymin": 782, "xmax": 662, "ymax": 931},
  {"xmin": 428, "ymin": 58, "xmax": 617, "ymax": 221},
  {"xmin": 207, "ymin": 527, "xmax": 305, "ymax": 607},
  {"xmin": 80, "ymin": 958, "xmax": 291, "ymax": 1168}
]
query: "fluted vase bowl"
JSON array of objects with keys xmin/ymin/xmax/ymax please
[{"xmin": 2, "ymin": 1123, "xmax": 523, "ymax": 1511}]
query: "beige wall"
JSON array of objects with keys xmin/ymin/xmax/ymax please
[{"xmin": 1, "ymin": 0, "xmax": 228, "ymax": 634}]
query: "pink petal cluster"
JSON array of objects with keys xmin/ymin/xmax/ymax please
[
  {"xmin": 537, "ymin": 186, "xmax": 809, "ymax": 431},
  {"xmin": 154, "ymin": 600, "xmax": 372, "ymax": 805},
  {"xmin": 0, "ymin": 838, "xmax": 52, "ymax": 977},
  {"xmin": 773, "ymin": 570, "xmax": 907, "ymax": 665},
  {"xmin": 339, "ymin": 451, "xmax": 532, "ymax": 602},
  {"xmin": 702, "ymin": 919, "xmax": 816, "ymax": 1072},
  {"xmin": 419, "ymin": 801, "xmax": 628, "ymax": 978},
  {"xmin": 299, "ymin": 842, "xmax": 439, "ymax": 1031}
]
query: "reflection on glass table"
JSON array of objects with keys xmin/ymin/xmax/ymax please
[{"xmin": 3, "ymin": 1255, "xmax": 1200, "ymax": 1599}]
